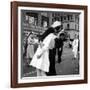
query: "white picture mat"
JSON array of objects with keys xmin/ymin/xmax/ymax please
[{"xmin": 18, "ymin": 6, "xmax": 84, "ymax": 83}]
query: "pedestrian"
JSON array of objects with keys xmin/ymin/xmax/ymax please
[
  {"xmin": 55, "ymin": 33, "xmax": 65, "ymax": 63},
  {"xmin": 33, "ymin": 35, "xmax": 39, "ymax": 53},
  {"xmin": 72, "ymin": 34, "xmax": 79, "ymax": 60},
  {"xmin": 23, "ymin": 37, "xmax": 28, "ymax": 59},
  {"xmin": 30, "ymin": 21, "xmax": 62, "ymax": 76},
  {"xmin": 26, "ymin": 33, "xmax": 35, "ymax": 65}
]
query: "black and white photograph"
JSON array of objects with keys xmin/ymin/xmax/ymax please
[
  {"xmin": 18, "ymin": 7, "xmax": 83, "ymax": 82},
  {"xmin": 21, "ymin": 10, "xmax": 80, "ymax": 77},
  {"xmin": 11, "ymin": 1, "xmax": 87, "ymax": 87}
]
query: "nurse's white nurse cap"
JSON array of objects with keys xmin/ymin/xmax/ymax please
[{"xmin": 51, "ymin": 21, "xmax": 61, "ymax": 28}]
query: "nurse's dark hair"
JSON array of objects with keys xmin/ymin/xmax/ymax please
[{"xmin": 39, "ymin": 27, "xmax": 55, "ymax": 41}]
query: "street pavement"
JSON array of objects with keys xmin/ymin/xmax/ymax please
[
  {"xmin": 23, "ymin": 46, "xmax": 79, "ymax": 77},
  {"xmin": 56, "ymin": 47, "xmax": 79, "ymax": 75}
]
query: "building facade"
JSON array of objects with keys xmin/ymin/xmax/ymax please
[{"xmin": 21, "ymin": 10, "xmax": 80, "ymax": 39}]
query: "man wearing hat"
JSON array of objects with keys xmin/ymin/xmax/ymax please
[
  {"xmin": 40, "ymin": 21, "xmax": 62, "ymax": 41},
  {"xmin": 30, "ymin": 20, "xmax": 62, "ymax": 76},
  {"xmin": 43, "ymin": 20, "xmax": 63, "ymax": 76},
  {"xmin": 55, "ymin": 33, "xmax": 66, "ymax": 63}
]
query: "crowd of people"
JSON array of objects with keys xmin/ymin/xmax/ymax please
[{"xmin": 23, "ymin": 20, "xmax": 79, "ymax": 76}]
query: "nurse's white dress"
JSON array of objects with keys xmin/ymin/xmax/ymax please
[{"xmin": 30, "ymin": 33, "xmax": 56, "ymax": 72}]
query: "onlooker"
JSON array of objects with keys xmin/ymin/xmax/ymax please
[
  {"xmin": 55, "ymin": 33, "xmax": 65, "ymax": 63},
  {"xmin": 72, "ymin": 34, "xmax": 79, "ymax": 60},
  {"xmin": 26, "ymin": 33, "xmax": 35, "ymax": 65}
]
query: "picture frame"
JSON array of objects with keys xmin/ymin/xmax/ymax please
[{"xmin": 11, "ymin": 1, "xmax": 88, "ymax": 88}]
